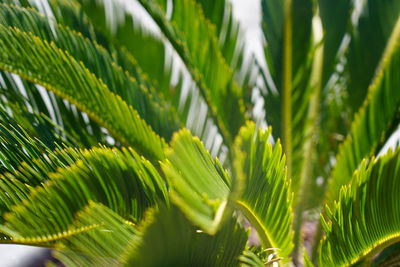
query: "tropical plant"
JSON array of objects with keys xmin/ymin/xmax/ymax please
[{"xmin": 0, "ymin": 0, "xmax": 399, "ymax": 266}]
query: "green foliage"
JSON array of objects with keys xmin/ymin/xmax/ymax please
[
  {"xmin": 123, "ymin": 206, "xmax": 248, "ymax": 267},
  {"xmin": 326, "ymin": 37, "xmax": 400, "ymax": 204},
  {"xmin": 0, "ymin": 0, "xmax": 399, "ymax": 266},
  {"xmin": 320, "ymin": 149, "xmax": 400, "ymax": 266},
  {"xmin": 233, "ymin": 121, "xmax": 293, "ymax": 260}
]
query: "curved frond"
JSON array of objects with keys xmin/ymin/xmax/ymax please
[
  {"xmin": 0, "ymin": 24, "xmax": 166, "ymax": 160},
  {"xmin": 261, "ymin": 0, "xmax": 315, "ymax": 190},
  {"xmin": 326, "ymin": 35, "xmax": 400, "ymax": 204},
  {"xmin": 138, "ymin": 0, "xmax": 247, "ymax": 144},
  {"xmin": 161, "ymin": 129, "xmax": 242, "ymax": 234},
  {"xmin": 319, "ymin": 149, "xmax": 400, "ymax": 266},
  {"xmin": 233, "ymin": 121, "xmax": 294, "ymax": 260},
  {"xmin": 122, "ymin": 205, "xmax": 248, "ymax": 267},
  {"xmin": 0, "ymin": 146, "xmax": 167, "ymax": 243},
  {"xmin": 0, "ymin": 4, "xmax": 181, "ymax": 141},
  {"xmin": 318, "ymin": 0, "xmax": 352, "ymax": 85},
  {"xmin": 347, "ymin": 0, "xmax": 400, "ymax": 112},
  {"xmin": 53, "ymin": 202, "xmax": 138, "ymax": 267}
]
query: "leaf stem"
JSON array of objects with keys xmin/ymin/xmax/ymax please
[
  {"xmin": 292, "ymin": 12, "xmax": 324, "ymax": 260},
  {"xmin": 282, "ymin": 0, "xmax": 293, "ymax": 180}
]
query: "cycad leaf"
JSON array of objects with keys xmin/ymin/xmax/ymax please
[
  {"xmin": 195, "ymin": 0, "xmax": 256, "ymax": 94},
  {"xmin": 347, "ymin": 0, "xmax": 400, "ymax": 112},
  {"xmin": 138, "ymin": 0, "xmax": 247, "ymax": 144},
  {"xmin": 0, "ymin": 146, "xmax": 167, "ymax": 243},
  {"xmin": 161, "ymin": 129, "xmax": 242, "ymax": 234},
  {"xmin": 0, "ymin": 4, "xmax": 181, "ymax": 141},
  {"xmin": 233, "ymin": 121, "xmax": 294, "ymax": 260},
  {"xmin": 326, "ymin": 35, "xmax": 400, "ymax": 204},
  {"xmin": 54, "ymin": 202, "xmax": 138, "ymax": 267},
  {"xmin": 0, "ymin": 112, "xmax": 95, "ymax": 215},
  {"xmin": 0, "ymin": 109, "xmax": 53, "ymax": 174},
  {"xmin": 319, "ymin": 149, "xmax": 400, "ymax": 266},
  {"xmin": 0, "ymin": 24, "xmax": 166, "ymax": 160},
  {"xmin": 318, "ymin": 0, "xmax": 352, "ymax": 85},
  {"xmin": 261, "ymin": 0, "xmax": 315, "ymax": 189},
  {"xmin": 122, "ymin": 205, "xmax": 248, "ymax": 267},
  {"xmin": 77, "ymin": 0, "xmax": 171, "ymax": 92},
  {"xmin": 0, "ymin": 73, "xmax": 87, "ymax": 148}
]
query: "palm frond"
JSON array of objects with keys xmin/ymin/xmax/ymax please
[
  {"xmin": 0, "ymin": 24, "xmax": 166, "ymax": 160},
  {"xmin": 0, "ymin": 69, "xmax": 106, "ymax": 148},
  {"xmin": 325, "ymin": 32, "xmax": 400, "ymax": 204},
  {"xmin": 233, "ymin": 121, "xmax": 294, "ymax": 260},
  {"xmin": 318, "ymin": 0, "xmax": 352, "ymax": 85},
  {"xmin": 137, "ymin": 0, "xmax": 247, "ymax": 145},
  {"xmin": 261, "ymin": 0, "xmax": 314, "ymax": 186},
  {"xmin": 0, "ymin": 146, "xmax": 167, "ymax": 243},
  {"xmin": 319, "ymin": 148, "xmax": 400, "ymax": 266},
  {"xmin": 53, "ymin": 202, "xmax": 138, "ymax": 267},
  {"xmin": 161, "ymin": 129, "xmax": 242, "ymax": 234},
  {"xmin": 347, "ymin": 0, "xmax": 400, "ymax": 112},
  {"xmin": 0, "ymin": 4, "xmax": 182, "ymax": 141},
  {"xmin": 122, "ymin": 205, "xmax": 248, "ymax": 267}
]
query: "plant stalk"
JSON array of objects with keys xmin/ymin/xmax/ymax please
[
  {"xmin": 292, "ymin": 11, "xmax": 324, "ymax": 261},
  {"xmin": 282, "ymin": 0, "xmax": 293, "ymax": 180}
]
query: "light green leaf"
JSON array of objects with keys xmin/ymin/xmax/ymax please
[
  {"xmin": 233, "ymin": 121, "xmax": 294, "ymax": 260},
  {"xmin": 261, "ymin": 0, "xmax": 314, "ymax": 187},
  {"xmin": 0, "ymin": 146, "xmax": 167, "ymax": 243},
  {"xmin": 138, "ymin": 0, "xmax": 247, "ymax": 144},
  {"xmin": 0, "ymin": 24, "xmax": 166, "ymax": 160},
  {"xmin": 122, "ymin": 205, "xmax": 248, "ymax": 267},
  {"xmin": 0, "ymin": 4, "xmax": 181, "ymax": 141},
  {"xmin": 347, "ymin": 0, "xmax": 400, "ymax": 112},
  {"xmin": 326, "ymin": 35, "xmax": 400, "ymax": 204},
  {"xmin": 54, "ymin": 202, "xmax": 138, "ymax": 267},
  {"xmin": 319, "ymin": 149, "xmax": 400, "ymax": 266},
  {"xmin": 161, "ymin": 129, "xmax": 242, "ymax": 234}
]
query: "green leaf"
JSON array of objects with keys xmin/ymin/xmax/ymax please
[
  {"xmin": 54, "ymin": 202, "xmax": 138, "ymax": 267},
  {"xmin": 122, "ymin": 205, "xmax": 248, "ymax": 267},
  {"xmin": 347, "ymin": 0, "xmax": 400, "ymax": 112},
  {"xmin": 318, "ymin": 0, "xmax": 352, "ymax": 85},
  {"xmin": 0, "ymin": 70, "xmax": 105, "ymax": 148},
  {"xmin": 0, "ymin": 24, "xmax": 166, "ymax": 161},
  {"xmin": 0, "ymin": 4, "xmax": 181, "ymax": 141},
  {"xmin": 325, "ymin": 34, "xmax": 400, "ymax": 204},
  {"xmin": 319, "ymin": 149, "xmax": 400, "ymax": 266},
  {"xmin": 232, "ymin": 121, "xmax": 294, "ymax": 260},
  {"xmin": 0, "ymin": 146, "xmax": 167, "ymax": 243},
  {"xmin": 0, "ymin": 113, "xmax": 98, "ymax": 215},
  {"xmin": 77, "ymin": 0, "xmax": 171, "ymax": 92},
  {"xmin": 138, "ymin": 0, "xmax": 247, "ymax": 145},
  {"xmin": 261, "ymin": 0, "xmax": 314, "ymax": 183},
  {"xmin": 303, "ymin": 249, "xmax": 315, "ymax": 267},
  {"xmin": 195, "ymin": 0, "xmax": 256, "ymax": 96},
  {"xmin": 161, "ymin": 129, "xmax": 242, "ymax": 234}
]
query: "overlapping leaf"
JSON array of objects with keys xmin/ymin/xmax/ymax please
[
  {"xmin": 261, "ymin": 0, "xmax": 314, "ymax": 189},
  {"xmin": 53, "ymin": 202, "xmax": 138, "ymax": 267},
  {"xmin": 0, "ymin": 4, "xmax": 181, "ymax": 141},
  {"xmin": 138, "ymin": 0, "xmax": 247, "ymax": 144},
  {"xmin": 0, "ymin": 147, "xmax": 167, "ymax": 243},
  {"xmin": 122, "ymin": 205, "xmax": 248, "ymax": 267},
  {"xmin": 347, "ymin": 0, "xmax": 400, "ymax": 112},
  {"xmin": 0, "ymin": 24, "xmax": 166, "ymax": 160},
  {"xmin": 319, "ymin": 149, "xmax": 400, "ymax": 266},
  {"xmin": 233, "ymin": 121, "xmax": 294, "ymax": 260},
  {"xmin": 326, "ymin": 36, "xmax": 400, "ymax": 204},
  {"xmin": 161, "ymin": 129, "xmax": 241, "ymax": 234}
]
